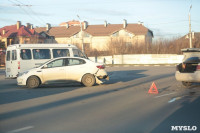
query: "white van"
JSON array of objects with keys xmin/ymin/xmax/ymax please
[{"xmin": 6, "ymin": 44, "xmax": 86, "ymax": 78}]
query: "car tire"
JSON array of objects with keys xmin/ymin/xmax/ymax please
[
  {"xmin": 182, "ymin": 81, "xmax": 192, "ymax": 87},
  {"xmin": 82, "ymin": 74, "xmax": 96, "ymax": 87},
  {"xmin": 27, "ymin": 76, "xmax": 40, "ymax": 88}
]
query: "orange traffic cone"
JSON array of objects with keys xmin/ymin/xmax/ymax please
[{"xmin": 148, "ymin": 82, "xmax": 158, "ymax": 94}]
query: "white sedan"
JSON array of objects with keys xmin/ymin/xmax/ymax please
[{"xmin": 17, "ymin": 57, "xmax": 109, "ymax": 88}]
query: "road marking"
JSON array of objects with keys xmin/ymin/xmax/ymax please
[
  {"xmin": 154, "ymin": 92, "xmax": 176, "ymax": 98},
  {"xmin": 168, "ymin": 96, "xmax": 183, "ymax": 103},
  {"xmin": 7, "ymin": 126, "xmax": 34, "ymax": 133},
  {"xmin": 168, "ymin": 98, "xmax": 176, "ymax": 103}
]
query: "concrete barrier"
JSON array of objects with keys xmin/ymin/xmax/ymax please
[{"xmin": 89, "ymin": 54, "xmax": 184, "ymax": 65}]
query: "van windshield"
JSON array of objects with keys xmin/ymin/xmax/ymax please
[{"xmin": 72, "ymin": 49, "xmax": 87, "ymax": 59}]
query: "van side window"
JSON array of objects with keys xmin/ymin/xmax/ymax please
[
  {"xmin": 33, "ymin": 49, "xmax": 51, "ymax": 59},
  {"xmin": 21, "ymin": 49, "xmax": 31, "ymax": 60},
  {"xmin": 72, "ymin": 49, "xmax": 86, "ymax": 58},
  {"xmin": 53, "ymin": 49, "xmax": 70, "ymax": 58},
  {"xmin": 6, "ymin": 51, "xmax": 10, "ymax": 61},
  {"xmin": 12, "ymin": 50, "xmax": 17, "ymax": 60}
]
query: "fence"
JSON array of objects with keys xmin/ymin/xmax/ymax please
[{"xmin": 89, "ymin": 54, "xmax": 184, "ymax": 65}]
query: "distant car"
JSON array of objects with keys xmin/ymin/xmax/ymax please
[
  {"xmin": 17, "ymin": 57, "xmax": 109, "ymax": 88},
  {"xmin": 175, "ymin": 48, "xmax": 200, "ymax": 87}
]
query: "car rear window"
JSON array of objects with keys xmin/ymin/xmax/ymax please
[{"xmin": 183, "ymin": 57, "xmax": 200, "ymax": 63}]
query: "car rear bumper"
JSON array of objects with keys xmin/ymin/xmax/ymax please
[{"xmin": 175, "ymin": 71, "xmax": 200, "ymax": 82}]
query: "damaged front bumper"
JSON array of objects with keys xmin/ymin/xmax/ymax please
[{"xmin": 95, "ymin": 75, "xmax": 109, "ymax": 85}]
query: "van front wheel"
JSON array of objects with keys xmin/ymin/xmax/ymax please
[{"xmin": 27, "ymin": 76, "xmax": 40, "ymax": 88}]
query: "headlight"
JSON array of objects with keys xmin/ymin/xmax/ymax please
[{"xmin": 18, "ymin": 71, "xmax": 29, "ymax": 77}]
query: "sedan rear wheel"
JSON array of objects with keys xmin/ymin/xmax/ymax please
[
  {"xmin": 182, "ymin": 81, "xmax": 192, "ymax": 87},
  {"xmin": 82, "ymin": 74, "xmax": 96, "ymax": 87},
  {"xmin": 27, "ymin": 76, "xmax": 40, "ymax": 88}
]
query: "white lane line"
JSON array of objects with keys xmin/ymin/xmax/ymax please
[
  {"xmin": 7, "ymin": 126, "xmax": 34, "ymax": 133},
  {"xmin": 154, "ymin": 92, "xmax": 176, "ymax": 98},
  {"xmin": 168, "ymin": 98, "xmax": 176, "ymax": 103},
  {"xmin": 168, "ymin": 96, "xmax": 183, "ymax": 103}
]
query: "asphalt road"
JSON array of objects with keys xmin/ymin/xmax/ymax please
[{"xmin": 0, "ymin": 66, "xmax": 200, "ymax": 133}]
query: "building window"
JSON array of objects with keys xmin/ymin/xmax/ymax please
[
  {"xmin": 84, "ymin": 43, "xmax": 90, "ymax": 52},
  {"xmin": 125, "ymin": 32, "xmax": 133, "ymax": 37},
  {"xmin": 73, "ymin": 33, "xmax": 79, "ymax": 38},
  {"xmin": 83, "ymin": 33, "xmax": 90, "ymax": 38},
  {"xmin": 112, "ymin": 32, "xmax": 119, "ymax": 37},
  {"xmin": 125, "ymin": 42, "xmax": 132, "ymax": 47}
]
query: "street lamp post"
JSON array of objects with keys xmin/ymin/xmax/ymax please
[
  {"xmin": 77, "ymin": 15, "xmax": 85, "ymax": 53},
  {"xmin": 189, "ymin": 5, "xmax": 192, "ymax": 48}
]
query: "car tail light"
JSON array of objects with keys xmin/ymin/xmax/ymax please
[
  {"xmin": 97, "ymin": 65, "xmax": 105, "ymax": 69},
  {"xmin": 196, "ymin": 65, "xmax": 200, "ymax": 71},
  {"xmin": 18, "ymin": 61, "xmax": 20, "ymax": 69}
]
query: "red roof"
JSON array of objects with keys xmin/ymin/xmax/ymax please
[
  {"xmin": 0, "ymin": 24, "xmax": 38, "ymax": 38},
  {"xmin": 35, "ymin": 23, "xmax": 153, "ymax": 37}
]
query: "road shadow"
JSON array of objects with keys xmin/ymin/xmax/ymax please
[
  {"xmin": 106, "ymin": 70, "xmax": 147, "ymax": 84},
  {"xmin": 0, "ymin": 69, "xmax": 147, "ymax": 105},
  {"xmin": 150, "ymin": 93, "xmax": 200, "ymax": 133},
  {"xmin": 183, "ymin": 83, "xmax": 200, "ymax": 89},
  {"xmin": 0, "ymin": 69, "xmax": 177, "ymax": 122}
]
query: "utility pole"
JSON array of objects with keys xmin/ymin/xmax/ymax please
[
  {"xmin": 189, "ymin": 5, "xmax": 192, "ymax": 48},
  {"xmin": 77, "ymin": 15, "xmax": 85, "ymax": 53}
]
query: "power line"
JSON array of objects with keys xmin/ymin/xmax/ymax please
[
  {"xmin": 8, "ymin": 0, "xmax": 44, "ymax": 25},
  {"xmin": 149, "ymin": 20, "xmax": 188, "ymax": 25},
  {"xmin": 13, "ymin": 0, "xmax": 45, "ymax": 25}
]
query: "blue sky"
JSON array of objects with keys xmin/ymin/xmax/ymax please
[{"xmin": 0, "ymin": 0, "xmax": 200, "ymax": 40}]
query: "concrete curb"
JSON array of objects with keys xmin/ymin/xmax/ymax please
[
  {"xmin": 0, "ymin": 75, "xmax": 5, "ymax": 80},
  {"xmin": 106, "ymin": 64, "xmax": 177, "ymax": 67}
]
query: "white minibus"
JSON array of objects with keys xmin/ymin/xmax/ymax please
[{"xmin": 6, "ymin": 44, "xmax": 86, "ymax": 78}]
